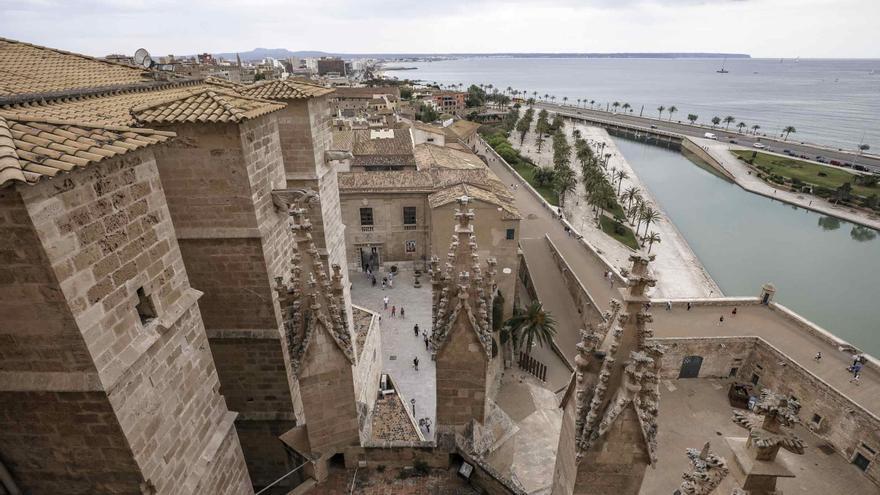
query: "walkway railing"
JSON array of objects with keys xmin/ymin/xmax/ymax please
[{"xmin": 518, "ymin": 352, "xmax": 548, "ymax": 382}]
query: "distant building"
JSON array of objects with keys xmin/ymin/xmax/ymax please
[
  {"xmin": 317, "ymin": 57, "xmax": 346, "ymax": 76},
  {"xmin": 197, "ymin": 52, "xmax": 216, "ymax": 65},
  {"xmin": 430, "ymin": 91, "xmax": 467, "ymax": 115}
]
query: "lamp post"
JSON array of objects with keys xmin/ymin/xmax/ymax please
[{"xmin": 411, "ymin": 398, "xmax": 416, "ymax": 417}]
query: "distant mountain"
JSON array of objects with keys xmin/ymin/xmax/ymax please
[{"xmin": 209, "ymin": 48, "xmax": 751, "ymax": 62}]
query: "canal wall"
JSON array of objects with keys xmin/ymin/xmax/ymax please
[
  {"xmin": 680, "ymin": 136, "xmax": 736, "ymax": 180},
  {"xmin": 544, "ymin": 234, "xmax": 607, "ymax": 332}
]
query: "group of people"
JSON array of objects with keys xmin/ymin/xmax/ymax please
[
  {"xmin": 382, "ymin": 295, "xmax": 405, "ymax": 318},
  {"xmin": 848, "ymin": 353, "xmax": 866, "ymax": 384},
  {"xmin": 365, "ymin": 265, "xmax": 396, "ymax": 290}
]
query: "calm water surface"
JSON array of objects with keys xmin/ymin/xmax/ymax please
[
  {"xmin": 391, "ymin": 58, "xmax": 880, "ymax": 150},
  {"xmin": 611, "ymin": 137, "xmax": 880, "ymax": 355}
]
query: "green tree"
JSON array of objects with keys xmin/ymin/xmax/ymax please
[
  {"xmin": 667, "ymin": 105, "xmax": 678, "ymax": 121},
  {"xmin": 736, "ymin": 122, "xmax": 747, "ymax": 134},
  {"xmin": 657, "ymin": 105, "xmax": 665, "ymax": 119},
  {"xmin": 399, "ymin": 86, "xmax": 413, "ymax": 100},
  {"xmin": 835, "ymin": 182, "xmax": 852, "ymax": 204},
  {"xmin": 858, "ymin": 144, "xmax": 871, "ymax": 154},
  {"xmin": 612, "ymin": 101, "xmax": 621, "ymax": 112},
  {"xmin": 687, "ymin": 114, "xmax": 698, "ymax": 125},
  {"xmin": 622, "ymin": 103, "xmax": 632, "ymax": 113},
  {"xmin": 645, "ymin": 231, "xmax": 661, "ymax": 253},
  {"xmin": 533, "ymin": 167, "xmax": 556, "ymax": 188},
  {"xmin": 639, "ymin": 207, "xmax": 661, "ymax": 236},
  {"xmin": 751, "ymin": 124, "xmax": 761, "ymax": 135},
  {"xmin": 723, "ymin": 116, "xmax": 736, "ymax": 130},
  {"xmin": 501, "ymin": 302, "xmax": 557, "ymax": 356},
  {"xmin": 711, "ymin": 116, "xmax": 721, "ymax": 128},
  {"xmin": 554, "ymin": 167, "xmax": 577, "ymax": 208},
  {"xmin": 782, "ymin": 126, "xmax": 796, "ymax": 141},
  {"xmin": 614, "ymin": 170, "xmax": 630, "ymax": 196},
  {"xmin": 466, "ymin": 84, "xmax": 487, "ymax": 107},
  {"xmin": 416, "ymin": 103, "xmax": 439, "ymax": 123}
]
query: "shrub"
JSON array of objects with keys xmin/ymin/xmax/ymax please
[{"xmin": 413, "ymin": 460, "xmax": 430, "ymax": 476}]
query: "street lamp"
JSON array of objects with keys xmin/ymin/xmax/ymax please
[{"xmin": 411, "ymin": 398, "xmax": 416, "ymax": 416}]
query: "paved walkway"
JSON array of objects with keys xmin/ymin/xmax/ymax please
[
  {"xmin": 697, "ymin": 138, "xmax": 880, "ymax": 230},
  {"xmin": 652, "ymin": 303, "xmax": 880, "ymax": 419},
  {"xmin": 350, "ymin": 268, "xmax": 436, "ymax": 440}
]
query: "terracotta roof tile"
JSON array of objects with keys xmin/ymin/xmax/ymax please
[
  {"xmin": 0, "ymin": 111, "xmax": 174, "ymax": 187},
  {"xmin": 414, "ymin": 143, "xmax": 484, "ymax": 171},
  {"xmin": 445, "ymin": 119, "xmax": 481, "ymax": 141},
  {"xmin": 131, "ymin": 88, "xmax": 285, "ymax": 124},
  {"xmin": 238, "ymin": 79, "xmax": 335, "ymax": 100},
  {"xmin": 0, "ymin": 37, "xmax": 161, "ymax": 98}
]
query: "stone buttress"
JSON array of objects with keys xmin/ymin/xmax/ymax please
[
  {"xmin": 274, "ymin": 205, "xmax": 359, "ymax": 482},
  {"xmin": 429, "ymin": 195, "xmax": 497, "ymax": 442},
  {"xmin": 552, "ymin": 254, "xmax": 664, "ymax": 495}
]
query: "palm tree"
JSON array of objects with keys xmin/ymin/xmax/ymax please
[
  {"xmin": 589, "ymin": 100, "xmax": 596, "ymax": 109},
  {"xmin": 623, "ymin": 186, "xmax": 640, "ymax": 209},
  {"xmin": 563, "ymin": 96, "xmax": 569, "ymax": 106},
  {"xmin": 544, "ymin": 93, "xmax": 550, "ymax": 102},
  {"xmin": 615, "ymin": 170, "xmax": 630, "ymax": 196},
  {"xmin": 687, "ymin": 114, "xmax": 698, "ymax": 125},
  {"xmin": 501, "ymin": 301, "xmax": 557, "ymax": 357},
  {"xmin": 668, "ymin": 105, "xmax": 678, "ymax": 121},
  {"xmin": 645, "ymin": 231, "xmax": 661, "ymax": 253},
  {"xmin": 612, "ymin": 101, "xmax": 621, "ymax": 112},
  {"xmin": 554, "ymin": 167, "xmax": 577, "ymax": 207},
  {"xmin": 782, "ymin": 126, "xmax": 796, "ymax": 141},
  {"xmin": 657, "ymin": 105, "xmax": 665, "ymax": 119},
  {"xmin": 576, "ymin": 98, "xmax": 581, "ymax": 108},
  {"xmin": 751, "ymin": 124, "xmax": 761, "ymax": 135},
  {"xmin": 723, "ymin": 116, "xmax": 736, "ymax": 130},
  {"xmin": 639, "ymin": 207, "xmax": 661, "ymax": 236},
  {"xmin": 711, "ymin": 116, "xmax": 721, "ymax": 128},
  {"xmin": 858, "ymin": 144, "xmax": 871, "ymax": 155},
  {"xmin": 622, "ymin": 103, "xmax": 632, "ymax": 113},
  {"xmin": 736, "ymin": 122, "xmax": 747, "ymax": 134}
]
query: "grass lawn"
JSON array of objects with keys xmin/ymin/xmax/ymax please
[
  {"xmin": 510, "ymin": 161, "xmax": 559, "ymax": 205},
  {"xmin": 734, "ymin": 151, "xmax": 879, "ymax": 197},
  {"xmin": 599, "ymin": 215, "xmax": 640, "ymax": 250}
]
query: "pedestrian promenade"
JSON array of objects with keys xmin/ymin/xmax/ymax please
[{"xmin": 477, "ymin": 136, "xmax": 880, "ymax": 421}]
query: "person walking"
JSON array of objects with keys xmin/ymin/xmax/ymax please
[
  {"xmin": 665, "ymin": 301, "xmax": 672, "ymax": 311},
  {"xmin": 814, "ymin": 351, "xmax": 822, "ymax": 362},
  {"xmin": 424, "ymin": 335, "xmax": 429, "ymax": 350},
  {"xmin": 371, "ymin": 275, "xmax": 377, "ymax": 287},
  {"xmin": 687, "ymin": 302, "xmax": 692, "ymax": 311},
  {"xmin": 388, "ymin": 277, "xmax": 393, "ymax": 289},
  {"xmin": 852, "ymin": 362, "xmax": 863, "ymax": 377},
  {"xmin": 850, "ymin": 373, "xmax": 861, "ymax": 385},
  {"xmin": 414, "ymin": 324, "xmax": 420, "ymax": 337},
  {"xmin": 391, "ymin": 305, "xmax": 396, "ymax": 317},
  {"xmin": 383, "ymin": 296, "xmax": 389, "ymax": 310},
  {"xmin": 381, "ymin": 279, "xmax": 386, "ymax": 290},
  {"xmin": 400, "ymin": 307, "xmax": 405, "ymax": 318},
  {"xmin": 732, "ymin": 307, "xmax": 738, "ymax": 317},
  {"xmin": 413, "ymin": 357, "xmax": 419, "ymax": 371},
  {"xmin": 718, "ymin": 315, "xmax": 724, "ymax": 326}
]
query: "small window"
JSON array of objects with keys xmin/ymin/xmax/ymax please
[
  {"xmin": 136, "ymin": 287, "xmax": 157, "ymax": 325},
  {"xmin": 861, "ymin": 443, "xmax": 877, "ymax": 455},
  {"xmin": 403, "ymin": 207, "xmax": 417, "ymax": 225},
  {"xmin": 359, "ymin": 207, "xmax": 374, "ymax": 226},
  {"xmin": 750, "ymin": 373, "xmax": 760, "ymax": 385},
  {"xmin": 728, "ymin": 367, "xmax": 738, "ymax": 378},
  {"xmin": 506, "ymin": 228, "xmax": 515, "ymax": 240},
  {"xmin": 853, "ymin": 453, "xmax": 870, "ymax": 472},
  {"xmin": 811, "ymin": 414, "xmax": 822, "ymax": 425}
]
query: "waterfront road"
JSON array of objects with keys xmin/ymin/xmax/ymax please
[{"xmin": 536, "ymin": 102, "xmax": 880, "ymax": 173}]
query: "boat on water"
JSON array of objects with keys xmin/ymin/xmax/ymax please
[{"xmin": 717, "ymin": 59, "xmax": 729, "ymax": 73}]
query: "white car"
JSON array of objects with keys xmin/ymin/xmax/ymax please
[
  {"xmin": 703, "ymin": 132, "xmax": 717, "ymax": 140},
  {"xmin": 752, "ymin": 142, "xmax": 766, "ymax": 149}
]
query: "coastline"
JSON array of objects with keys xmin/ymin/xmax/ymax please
[{"xmin": 510, "ymin": 109, "xmax": 722, "ymax": 298}]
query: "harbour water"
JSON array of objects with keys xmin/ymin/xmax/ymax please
[
  {"xmin": 388, "ymin": 57, "xmax": 880, "ymax": 151},
  {"xmin": 611, "ymin": 137, "xmax": 880, "ymax": 355}
]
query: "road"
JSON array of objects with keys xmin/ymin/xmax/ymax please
[{"xmin": 536, "ymin": 102, "xmax": 880, "ymax": 173}]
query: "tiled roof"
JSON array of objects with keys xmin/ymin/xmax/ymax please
[
  {"xmin": 238, "ymin": 79, "xmax": 335, "ymax": 100},
  {"xmin": 1, "ymin": 81, "xmax": 208, "ymax": 127},
  {"xmin": 0, "ymin": 111, "xmax": 174, "ymax": 187},
  {"xmin": 0, "ymin": 37, "xmax": 163, "ymax": 99},
  {"xmin": 131, "ymin": 88, "xmax": 285, "ymax": 124},
  {"xmin": 332, "ymin": 86, "xmax": 400, "ymax": 99},
  {"xmin": 332, "ymin": 130, "xmax": 353, "ymax": 151},
  {"xmin": 352, "ymin": 129, "xmax": 413, "ymax": 156},
  {"xmin": 428, "ymin": 183, "xmax": 520, "ymax": 220},
  {"xmin": 414, "ymin": 143, "xmax": 484, "ymax": 171},
  {"xmin": 338, "ymin": 170, "xmax": 434, "ymax": 192},
  {"xmin": 445, "ymin": 119, "xmax": 481, "ymax": 141}
]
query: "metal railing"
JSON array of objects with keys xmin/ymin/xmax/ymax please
[{"xmin": 518, "ymin": 352, "xmax": 547, "ymax": 382}]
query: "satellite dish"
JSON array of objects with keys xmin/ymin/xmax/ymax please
[{"xmin": 133, "ymin": 48, "xmax": 153, "ymax": 69}]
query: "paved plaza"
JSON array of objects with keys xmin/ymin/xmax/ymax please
[{"xmin": 350, "ymin": 267, "xmax": 437, "ymax": 440}]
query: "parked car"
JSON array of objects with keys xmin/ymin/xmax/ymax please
[
  {"xmin": 830, "ymin": 160, "xmax": 842, "ymax": 166},
  {"xmin": 854, "ymin": 165, "xmax": 868, "ymax": 172},
  {"xmin": 799, "ymin": 154, "xmax": 810, "ymax": 159},
  {"xmin": 783, "ymin": 149, "xmax": 793, "ymax": 155},
  {"xmin": 650, "ymin": 125, "xmax": 657, "ymax": 129},
  {"xmin": 729, "ymin": 139, "xmax": 738, "ymax": 144},
  {"xmin": 843, "ymin": 162, "xmax": 854, "ymax": 168},
  {"xmin": 816, "ymin": 156, "xmax": 828, "ymax": 163},
  {"xmin": 752, "ymin": 142, "xmax": 766, "ymax": 149},
  {"xmin": 703, "ymin": 132, "xmax": 717, "ymax": 140}
]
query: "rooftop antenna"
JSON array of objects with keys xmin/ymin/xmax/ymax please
[{"xmin": 133, "ymin": 48, "xmax": 154, "ymax": 70}]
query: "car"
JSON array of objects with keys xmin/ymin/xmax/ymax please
[
  {"xmin": 843, "ymin": 162, "xmax": 854, "ymax": 168},
  {"xmin": 800, "ymin": 154, "xmax": 809, "ymax": 159},
  {"xmin": 816, "ymin": 157, "xmax": 828, "ymax": 163},
  {"xmin": 830, "ymin": 160, "xmax": 842, "ymax": 166},
  {"xmin": 650, "ymin": 125, "xmax": 657, "ymax": 129},
  {"xmin": 703, "ymin": 132, "xmax": 717, "ymax": 140},
  {"xmin": 729, "ymin": 139, "xmax": 738, "ymax": 144},
  {"xmin": 783, "ymin": 149, "xmax": 793, "ymax": 155},
  {"xmin": 854, "ymin": 165, "xmax": 867, "ymax": 172},
  {"xmin": 752, "ymin": 142, "xmax": 766, "ymax": 149}
]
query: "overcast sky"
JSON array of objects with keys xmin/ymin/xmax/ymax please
[{"xmin": 1, "ymin": 0, "xmax": 878, "ymax": 58}]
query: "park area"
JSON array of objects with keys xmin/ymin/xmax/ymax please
[{"xmin": 734, "ymin": 150, "xmax": 880, "ymax": 199}]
